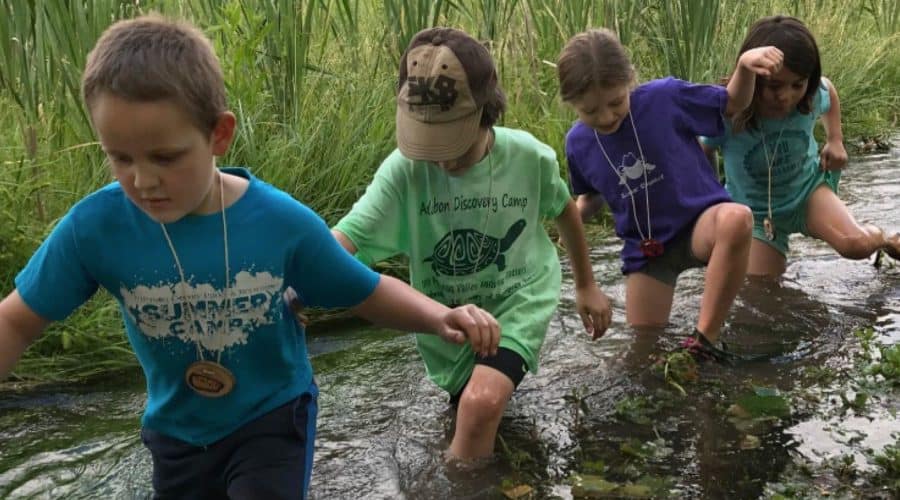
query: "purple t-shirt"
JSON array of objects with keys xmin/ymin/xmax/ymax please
[{"xmin": 565, "ymin": 77, "xmax": 732, "ymax": 274}]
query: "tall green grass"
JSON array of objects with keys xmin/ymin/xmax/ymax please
[
  {"xmin": 641, "ymin": 0, "xmax": 721, "ymax": 81},
  {"xmin": 862, "ymin": 0, "xmax": 900, "ymax": 34},
  {"xmin": 1, "ymin": 0, "xmax": 898, "ymax": 382},
  {"xmin": 383, "ymin": 0, "xmax": 453, "ymax": 61}
]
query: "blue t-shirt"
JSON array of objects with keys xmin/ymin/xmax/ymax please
[
  {"xmin": 701, "ymin": 81, "xmax": 831, "ymax": 217},
  {"xmin": 15, "ymin": 168, "xmax": 380, "ymax": 445},
  {"xmin": 565, "ymin": 78, "xmax": 732, "ymax": 274}
]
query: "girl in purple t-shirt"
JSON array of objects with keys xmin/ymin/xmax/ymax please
[{"xmin": 556, "ymin": 28, "xmax": 782, "ymax": 362}]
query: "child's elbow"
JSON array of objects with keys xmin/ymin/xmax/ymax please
[
  {"xmin": 331, "ymin": 229, "xmax": 358, "ymax": 255},
  {"xmin": 575, "ymin": 194, "xmax": 602, "ymax": 222}
]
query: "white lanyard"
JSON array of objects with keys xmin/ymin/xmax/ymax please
[
  {"xmin": 160, "ymin": 171, "xmax": 231, "ymax": 364},
  {"xmin": 759, "ymin": 122, "xmax": 787, "ymax": 240},
  {"xmin": 593, "ymin": 112, "xmax": 653, "ymax": 242}
]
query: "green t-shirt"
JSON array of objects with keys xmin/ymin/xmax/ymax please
[{"xmin": 334, "ymin": 127, "xmax": 571, "ymax": 394}]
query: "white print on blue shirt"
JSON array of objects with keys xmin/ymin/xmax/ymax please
[{"xmin": 121, "ymin": 270, "xmax": 283, "ymax": 353}]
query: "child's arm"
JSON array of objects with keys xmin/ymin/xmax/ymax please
[
  {"xmin": 332, "ymin": 229, "xmax": 357, "ymax": 254},
  {"xmin": 556, "ymin": 200, "xmax": 612, "ymax": 339},
  {"xmin": 0, "ymin": 291, "xmax": 51, "ymax": 379},
  {"xmin": 575, "ymin": 193, "xmax": 605, "ymax": 223},
  {"xmin": 297, "ymin": 229, "xmax": 501, "ymax": 355},
  {"xmin": 725, "ymin": 46, "xmax": 784, "ymax": 117},
  {"xmin": 819, "ymin": 77, "xmax": 848, "ymax": 171},
  {"xmin": 350, "ymin": 275, "xmax": 500, "ymax": 357},
  {"xmin": 700, "ymin": 142, "xmax": 719, "ymax": 169}
]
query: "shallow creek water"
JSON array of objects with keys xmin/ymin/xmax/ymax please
[{"xmin": 1, "ymin": 143, "xmax": 898, "ymax": 499}]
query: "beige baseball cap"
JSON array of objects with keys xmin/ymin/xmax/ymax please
[{"xmin": 396, "ymin": 28, "xmax": 497, "ymax": 162}]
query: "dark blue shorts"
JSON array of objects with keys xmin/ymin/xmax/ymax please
[{"xmin": 141, "ymin": 386, "xmax": 318, "ymax": 500}]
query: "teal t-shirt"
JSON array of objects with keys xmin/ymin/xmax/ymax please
[
  {"xmin": 334, "ymin": 127, "xmax": 571, "ymax": 394},
  {"xmin": 16, "ymin": 168, "xmax": 380, "ymax": 445},
  {"xmin": 702, "ymin": 81, "xmax": 833, "ymax": 218}
]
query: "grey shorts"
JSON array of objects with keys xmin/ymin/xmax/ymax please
[{"xmin": 631, "ymin": 232, "xmax": 705, "ymax": 287}]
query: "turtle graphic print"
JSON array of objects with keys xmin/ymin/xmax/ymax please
[{"xmin": 425, "ymin": 219, "xmax": 527, "ymax": 276}]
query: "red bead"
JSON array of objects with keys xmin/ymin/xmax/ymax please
[{"xmin": 640, "ymin": 239, "xmax": 664, "ymax": 258}]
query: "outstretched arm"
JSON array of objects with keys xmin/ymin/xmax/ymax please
[
  {"xmin": 819, "ymin": 77, "xmax": 848, "ymax": 171},
  {"xmin": 725, "ymin": 46, "xmax": 784, "ymax": 117},
  {"xmin": 351, "ymin": 275, "xmax": 500, "ymax": 357},
  {"xmin": 285, "ymin": 229, "xmax": 360, "ymax": 327},
  {"xmin": 0, "ymin": 291, "xmax": 51, "ymax": 380},
  {"xmin": 332, "ymin": 226, "xmax": 499, "ymax": 354},
  {"xmin": 556, "ymin": 200, "xmax": 612, "ymax": 339}
]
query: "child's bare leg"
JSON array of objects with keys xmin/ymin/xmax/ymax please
[
  {"xmin": 746, "ymin": 239, "xmax": 788, "ymax": 277},
  {"xmin": 690, "ymin": 203, "xmax": 753, "ymax": 342},
  {"xmin": 625, "ymin": 273, "xmax": 675, "ymax": 327},
  {"xmin": 805, "ymin": 185, "xmax": 896, "ymax": 259},
  {"xmin": 448, "ymin": 365, "xmax": 515, "ymax": 460}
]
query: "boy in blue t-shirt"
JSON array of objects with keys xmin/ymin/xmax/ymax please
[{"xmin": 0, "ymin": 15, "xmax": 499, "ymax": 499}]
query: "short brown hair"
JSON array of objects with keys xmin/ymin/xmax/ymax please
[
  {"xmin": 82, "ymin": 14, "xmax": 226, "ymax": 136},
  {"xmin": 557, "ymin": 28, "xmax": 634, "ymax": 102}
]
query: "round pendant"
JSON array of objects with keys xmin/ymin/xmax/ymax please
[
  {"xmin": 185, "ymin": 360, "xmax": 235, "ymax": 397},
  {"xmin": 639, "ymin": 238, "xmax": 664, "ymax": 258},
  {"xmin": 763, "ymin": 217, "xmax": 776, "ymax": 241}
]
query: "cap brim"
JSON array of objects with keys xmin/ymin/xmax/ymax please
[{"xmin": 396, "ymin": 106, "xmax": 483, "ymax": 162}]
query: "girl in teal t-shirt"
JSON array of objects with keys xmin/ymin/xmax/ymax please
[{"xmin": 703, "ymin": 15, "xmax": 899, "ymax": 276}]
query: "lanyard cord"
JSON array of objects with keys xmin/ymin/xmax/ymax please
[
  {"xmin": 446, "ymin": 131, "xmax": 494, "ymax": 304},
  {"xmin": 160, "ymin": 171, "xmax": 231, "ymax": 364},
  {"xmin": 760, "ymin": 123, "xmax": 787, "ymax": 222},
  {"xmin": 593, "ymin": 112, "xmax": 652, "ymax": 241}
]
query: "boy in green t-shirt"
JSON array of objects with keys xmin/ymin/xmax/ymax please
[{"xmin": 330, "ymin": 27, "xmax": 612, "ymax": 460}]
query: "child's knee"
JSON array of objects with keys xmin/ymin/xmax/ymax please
[
  {"xmin": 457, "ymin": 385, "xmax": 509, "ymax": 424},
  {"xmin": 716, "ymin": 203, "xmax": 753, "ymax": 241}
]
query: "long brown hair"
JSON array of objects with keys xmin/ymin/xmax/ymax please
[{"xmin": 729, "ymin": 15, "xmax": 821, "ymax": 132}]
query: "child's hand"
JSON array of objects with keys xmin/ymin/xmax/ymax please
[
  {"xmin": 739, "ymin": 46, "xmax": 784, "ymax": 77},
  {"xmin": 439, "ymin": 304, "xmax": 501, "ymax": 357},
  {"xmin": 283, "ymin": 287, "xmax": 309, "ymax": 327},
  {"xmin": 575, "ymin": 284, "xmax": 612, "ymax": 340},
  {"xmin": 820, "ymin": 140, "xmax": 848, "ymax": 171}
]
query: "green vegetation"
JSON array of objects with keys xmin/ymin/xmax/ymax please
[{"xmin": 1, "ymin": 0, "xmax": 899, "ymax": 382}]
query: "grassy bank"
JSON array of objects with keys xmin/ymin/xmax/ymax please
[{"xmin": 1, "ymin": 0, "xmax": 899, "ymax": 382}]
